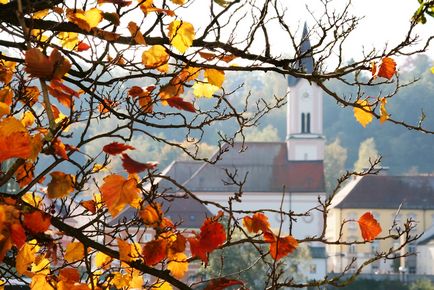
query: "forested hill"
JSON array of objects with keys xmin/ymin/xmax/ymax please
[{"xmin": 221, "ymin": 54, "xmax": 434, "ymax": 174}]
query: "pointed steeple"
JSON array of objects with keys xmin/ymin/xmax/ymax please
[{"xmin": 287, "ymin": 23, "xmax": 315, "ymax": 87}]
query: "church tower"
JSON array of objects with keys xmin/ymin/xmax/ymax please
[{"xmin": 286, "ymin": 24, "xmax": 325, "ymax": 161}]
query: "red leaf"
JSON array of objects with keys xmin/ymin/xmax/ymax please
[
  {"xmin": 10, "ymin": 223, "xmax": 26, "ymax": 248},
  {"xmin": 243, "ymin": 212, "xmax": 270, "ymax": 233},
  {"xmin": 80, "ymin": 200, "xmax": 97, "ymax": 214},
  {"xmin": 121, "ymin": 153, "xmax": 158, "ymax": 174},
  {"xmin": 142, "ymin": 239, "xmax": 167, "ymax": 266},
  {"xmin": 264, "ymin": 232, "xmax": 298, "ymax": 260},
  {"xmin": 188, "ymin": 216, "xmax": 226, "ymax": 264},
  {"xmin": 204, "ymin": 278, "xmax": 244, "ymax": 290},
  {"xmin": 77, "ymin": 41, "xmax": 90, "ymax": 52},
  {"xmin": 166, "ymin": 97, "xmax": 195, "ymax": 112},
  {"xmin": 372, "ymin": 57, "xmax": 396, "ymax": 80},
  {"xmin": 103, "ymin": 142, "xmax": 135, "ymax": 155},
  {"xmin": 23, "ymin": 211, "xmax": 51, "ymax": 234},
  {"xmin": 358, "ymin": 212, "xmax": 382, "ymax": 242}
]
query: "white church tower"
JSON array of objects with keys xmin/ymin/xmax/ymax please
[{"xmin": 286, "ymin": 24, "xmax": 325, "ymax": 161}]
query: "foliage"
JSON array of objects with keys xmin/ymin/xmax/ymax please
[
  {"xmin": 324, "ymin": 138, "xmax": 348, "ymax": 193},
  {"xmin": 410, "ymin": 279, "xmax": 434, "ymax": 290},
  {"xmin": 353, "ymin": 138, "xmax": 380, "ymax": 171},
  {"xmin": 0, "ymin": 0, "xmax": 430, "ymax": 289}
]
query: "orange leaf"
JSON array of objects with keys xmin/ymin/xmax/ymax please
[
  {"xmin": 128, "ymin": 86, "xmax": 154, "ymax": 113},
  {"xmin": 25, "ymin": 48, "xmax": 71, "ymax": 80},
  {"xmin": 59, "ymin": 268, "xmax": 80, "ymax": 283},
  {"xmin": 15, "ymin": 161, "xmax": 34, "ymax": 188},
  {"xmin": 379, "ymin": 97, "xmax": 389, "ymax": 124},
  {"xmin": 121, "ymin": 153, "xmax": 158, "ymax": 174},
  {"xmin": 140, "ymin": 203, "xmax": 163, "ymax": 227},
  {"xmin": 52, "ymin": 137, "xmax": 69, "ymax": 160},
  {"xmin": 167, "ymin": 252, "xmax": 188, "ymax": 278},
  {"xmin": 142, "ymin": 239, "xmax": 167, "ymax": 266},
  {"xmin": 188, "ymin": 216, "xmax": 226, "ymax": 263},
  {"xmin": 64, "ymin": 242, "xmax": 85, "ymax": 263},
  {"xmin": 23, "ymin": 211, "xmax": 51, "ymax": 234},
  {"xmin": 48, "ymin": 79, "xmax": 79, "ymax": 108},
  {"xmin": 358, "ymin": 212, "xmax": 382, "ymax": 242},
  {"xmin": 100, "ymin": 174, "xmax": 140, "ymax": 217},
  {"xmin": 117, "ymin": 238, "xmax": 132, "ymax": 261},
  {"xmin": 128, "ymin": 22, "xmax": 146, "ymax": 45},
  {"xmin": 165, "ymin": 96, "xmax": 195, "ymax": 112},
  {"xmin": 243, "ymin": 212, "xmax": 270, "ymax": 233},
  {"xmin": 47, "ymin": 171, "xmax": 74, "ymax": 199},
  {"xmin": 204, "ymin": 278, "xmax": 244, "ymax": 290},
  {"xmin": 98, "ymin": 98, "xmax": 118, "ymax": 114},
  {"xmin": 372, "ymin": 57, "xmax": 396, "ymax": 80},
  {"xmin": 77, "ymin": 41, "xmax": 90, "ymax": 52},
  {"xmin": 264, "ymin": 232, "xmax": 298, "ymax": 261},
  {"xmin": 10, "ymin": 223, "xmax": 26, "ymax": 248},
  {"xmin": 0, "ymin": 117, "xmax": 32, "ymax": 162},
  {"xmin": 103, "ymin": 142, "xmax": 135, "ymax": 155},
  {"xmin": 80, "ymin": 200, "xmax": 97, "ymax": 213},
  {"xmin": 204, "ymin": 68, "xmax": 225, "ymax": 88}
]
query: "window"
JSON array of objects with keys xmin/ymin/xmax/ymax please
[
  {"xmin": 408, "ymin": 244, "xmax": 416, "ymax": 254},
  {"xmin": 301, "ymin": 112, "xmax": 311, "ymax": 133},
  {"xmin": 309, "ymin": 264, "xmax": 317, "ymax": 274},
  {"xmin": 409, "ymin": 266, "xmax": 416, "ymax": 274},
  {"xmin": 306, "ymin": 113, "xmax": 311, "ymax": 133},
  {"xmin": 349, "ymin": 244, "xmax": 356, "ymax": 254},
  {"xmin": 301, "ymin": 113, "xmax": 305, "ymax": 133}
]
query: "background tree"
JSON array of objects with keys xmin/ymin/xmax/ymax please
[
  {"xmin": 0, "ymin": 0, "xmax": 431, "ymax": 289},
  {"xmin": 353, "ymin": 138, "xmax": 380, "ymax": 171},
  {"xmin": 324, "ymin": 138, "xmax": 348, "ymax": 193}
]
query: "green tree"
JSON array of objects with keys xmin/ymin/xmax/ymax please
[
  {"xmin": 324, "ymin": 138, "xmax": 348, "ymax": 193},
  {"xmin": 354, "ymin": 138, "xmax": 380, "ymax": 171},
  {"xmin": 410, "ymin": 279, "xmax": 434, "ymax": 290}
]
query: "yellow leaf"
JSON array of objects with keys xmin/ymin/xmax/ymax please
[
  {"xmin": 0, "ymin": 102, "xmax": 9, "ymax": 117},
  {"xmin": 95, "ymin": 251, "xmax": 112, "ymax": 268},
  {"xmin": 353, "ymin": 99, "xmax": 373, "ymax": 128},
  {"xmin": 204, "ymin": 69, "xmax": 224, "ymax": 88},
  {"xmin": 111, "ymin": 272, "xmax": 130, "ymax": 289},
  {"xmin": 167, "ymin": 20, "xmax": 195, "ymax": 53},
  {"xmin": 192, "ymin": 82, "xmax": 218, "ymax": 98},
  {"xmin": 21, "ymin": 111, "xmax": 35, "ymax": 127},
  {"xmin": 142, "ymin": 45, "xmax": 169, "ymax": 72},
  {"xmin": 16, "ymin": 240, "xmax": 39, "ymax": 275},
  {"xmin": 33, "ymin": 9, "xmax": 49, "ymax": 19},
  {"xmin": 58, "ymin": 32, "xmax": 79, "ymax": 50},
  {"xmin": 128, "ymin": 22, "xmax": 146, "ymax": 45},
  {"xmin": 31, "ymin": 274, "xmax": 55, "ymax": 290},
  {"xmin": 171, "ymin": 0, "xmax": 186, "ymax": 4},
  {"xmin": 129, "ymin": 273, "xmax": 144, "ymax": 289},
  {"xmin": 167, "ymin": 252, "xmax": 188, "ymax": 278},
  {"xmin": 31, "ymin": 257, "xmax": 50, "ymax": 275},
  {"xmin": 379, "ymin": 97, "xmax": 389, "ymax": 124},
  {"xmin": 64, "ymin": 242, "xmax": 85, "ymax": 263},
  {"xmin": 47, "ymin": 171, "xmax": 75, "ymax": 199},
  {"xmin": 100, "ymin": 174, "xmax": 140, "ymax": 217},
  {"xmin": 21, "ymin": 192, "xmax": 43, "ymax": 208},
  {"xmin": 431, "ymin": 66, "xmax": 434, "ymax": 74},
  {"xmin": 0, "ymin": 117, "xmax": 32, "ymax": 162},
  {"xmin": 0, "ymin": 0, "xmax": 9, "ymax": 4},
  {"xmin": 152, "ymin": 281, "xmax": 173, "ymax": 290},
  {"xmin": 67, "ymin": 8, "xmax": 103, "ymax": 32}
]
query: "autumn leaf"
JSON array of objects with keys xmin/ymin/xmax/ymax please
[
  {"xmin": 204, "ymin": 69, "xmax": 225, "ymax": 88},
  {"xmin": 379, "ymin": 97, "xmax": 389, "ymax": 124},
  {"xmin": 204, "ymin": 278, "xmax": 244, "ymax": 290},
  {"xmin": 188, "ymin": 216, "xmax": 226, "ymax": 263},
  {"xmin": 10, "ymin": 223, "xmax": 26, "ymax": 249},
  {"xmin": 52, "ymin": 137, "xmax": 69, "ymax": 160},
  {"xmin": 16, "ymin": 240, "xmax": 39, "ymax": 275},
  {"xmin": 77, "ymin": 41, "xmax": 91, "ymax": 52},
  {"xmin": 118, "ymin": 238, "xmax": 132, "ymax": 261},
  {"xmin": 128, "ymin": 22, "xmax": 146, "ymax": 45},
  {"xmin": 64, "ymin": 242, "xmax": 85, "ymax": 263},
  {"xmin": 67, "ymin": 8, "xmax": 103, "ymax": 32},
  {"xmin": 142, "ymin": 45, "xmax": 169, "ymax": 73},
  {"xmin": 373, "ymin": 57, "xmax": 397, "ymax": 80},
  {"xmin": 100, "ymin": 174, "xmax": 140, "ymax": 217},
  {"xmin": 128, "ymin": 86, "xmax": 154, "ymax": 113},
  {"xmin": 243, "ymin": 212, "xmax": 270, "ymax": 234},
  {"xmin": 121, "ymin": 153, "xmax": 158, "ymax": 174},
  {"xmin": 48, "ymin": 79, "xmax": 80, "ymax": 109},
  {"xmin": 167, "ymin": 20, "xmax": 195, "ymax": 53},
  {"xmin": 15, "ymin": 161, "xmax": 34, "ymax": 188},
  {"xmin": 171, "ymin": 0, "xmax": 186, "ymax": 4},
  {"xmin": 140, "ymin": 202, "xmax": 163, "ymax": 226},
  {"xmin": 25, "ymin": 48, "xmax": 71, "ymax": 80},
  {"xmin": 103, "ymin": 142, "xmax": 135, "ymax": 155},
  {"xmin": 263, "ymin": 232, "xmax": 298, "ymax": 260},
  {"xmin": 95, "ymin": 251, "xmax": 112, "ymax": 268},
  {"xmin": 166, "ymin": 96, "xmax": 196, "ymax": 112},
  {"xmin": 143, "ymin": 239, "xmax": 167, "ymax": 266},
  {"xmin": 21, "ymin": 111, "xmax": 35, "ymax": 127},
  {"xmin": 167, "ymin": 252, "xmax": 188, "ymax": 278},
  {"xmin": 358, "ymin": 212, "xmax": 382, "ymax": 242},
  {"xmin": 47, "ymin": 171, "xmax": 75, "ymax": 199},
  {"xmin": 57, "ymin": 32, "xmax": 79, "ymax": 50},
  {"xmin": 0, "ymin": 102, "xmax": 10, "ymax": 117},
  {"xmin": 80, "ymin": 200, "xmax": 97, "ymax": 213},
  {"xmin": 353, "ymin": 99, "xmax": 373, "ymax": 128},
  {"xmin": 31, "ymin": 274, "xmax": 55, "ymax": 290},
  {"xmin": 0, "ymin": 117, "xmax": 32, "ymax": 162},
  {"xmin": 192, "ymin": 82, "xmax": 219, "ymax": 98},
  {"xmin": 23, "ymin": 211, "xmax": 51, "ymax": 234}
]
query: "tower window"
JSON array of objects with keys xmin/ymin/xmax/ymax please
[{"xmin": 301, "ymin": 113, "xmax": 311, "ymax": 133}]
